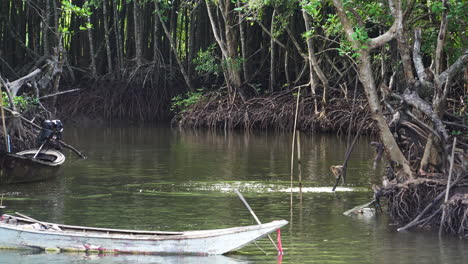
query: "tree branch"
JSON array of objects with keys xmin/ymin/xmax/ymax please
[
  {"xmin": 438, "ymin": 49, "xmax": 468, "ymax": 85},
  {"xmin": 402, "ymin": 90, "xmax": 449, "ymax": 142},
  {"xmin": 413, "ymin": 29, "xmax": 428, "ymax": 82},
  {"xmin": 3, "ymin": 69, "xmax": 42, "ymax": 96}
]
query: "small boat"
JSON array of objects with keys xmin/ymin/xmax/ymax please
[
  {"xmin": 0, "ymin": 119, "xmax": 66, "ymax": 184},
  {"xmin": 0, "ymin": 149, "xmax": 65, "ymax": 184},
  {"xmin": 0, "ymin": 213, "xmax": 287, "ymax": 255}
]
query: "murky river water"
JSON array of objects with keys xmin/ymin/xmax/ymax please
[{"xmin": 1, "ymin": 126, "xmax": 467, "ymax": 263}]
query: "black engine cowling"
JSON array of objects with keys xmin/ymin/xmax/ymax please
[{"xmin": 37, "ymin": 120, "xmax": 63, "ymax": 148}]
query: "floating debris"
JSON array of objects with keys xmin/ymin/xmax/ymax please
[
  {"xmin": 129, "ymin": 181, "xmax": 366, "ymax": 194},
  {"xmin": 278, "ymin": 187, "xmax": 357, "ymax": 193}
]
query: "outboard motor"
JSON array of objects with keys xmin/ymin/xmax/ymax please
[
  {"xmin": 37, "ymin": 120, "xmax": 63, "ymax": 145},
  {"xmin": 36, "ymin": 120, "xmax": 63, "ymax": 153}
]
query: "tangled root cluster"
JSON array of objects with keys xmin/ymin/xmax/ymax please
[
  {"xmin": 386, "ymin": 178, "xmax": 468, "ymax": 237},
  {"xmin": 172, "ymin": 90, "xmax": 374, "ymax": 133}
]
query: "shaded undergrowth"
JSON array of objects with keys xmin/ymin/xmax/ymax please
[{"xmin": 171, "ymin": 89, "xmax": 374, "ymax": 134}]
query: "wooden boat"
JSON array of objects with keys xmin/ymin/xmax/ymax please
[
  {"xmin": 0, "ymin": 214, "xmax": 287, "ymax": 255},
  {"xmin": 0, "ymin": 149, "xmax": 65, "ymax": 184}
]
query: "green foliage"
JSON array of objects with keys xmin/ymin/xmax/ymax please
[
  {"xmin": 430, "ymin": 1, "xmax": 446, "ymax": 14},
  {"xmin": 61, "ymin": 1, "xmax": 92, "ymax": 17},
  {"xmin": 409, "ymin": 0, "xmax": 466, "ymax": 64},
  {"xmin": 243, "ymin": 0, "xmax": 298, "ymax": 35},
  {"xmin": 2, "ymin": 92, "xmax": 38, "ymax": 112},
  {"xmin": 351, "ymin": 27, "xmax": 369, "ymax": 48},
  {"xmin": 193, "ymin": 44, "xmax": 244, "ymax": 76},
  {"xmin": 323, "ymin": 13, "xmax": 342, "ymax": 37},
  {"xmin": 193, "ymin": 45, "xmax": 222, "ymax": 76},
  {"xmin": 60, "ymin": 0, "xmax": 93, "ymax": 34},
  {"xmin": 223, "ymin": 57, "xmax": 245, "ymax": 72},
  {"xmin": 171, "ymin": 89, "xmax": 205, "ymax": 113},
  {"xmin": 301, "ymin": 0, "xmax": 322, "ymax": 20}
]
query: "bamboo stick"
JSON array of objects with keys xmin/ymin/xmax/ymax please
[
  {"xmin": 15, "ymin": 212, "xmax": 62, "ymax": 231},
  {"xmin": 296, "ymin": 130, "xmax": 302, "ymax": 187},
  {"xmin": 234, "ymin": 189, "xmax": 280, "ymax": 253},
  {"xmin": 0, "ymin": 85, "xmax": 8, "ymax": 152},
  {"xmin": 290, "ymin": 87, "xmax": 301, "ymax": 191}
]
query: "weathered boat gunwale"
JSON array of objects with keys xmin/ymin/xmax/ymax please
[
  {"xmin": 2, "ymin": 214, "xmax": 285, "ymax": 239},
  {"xmin": 0, "ymin": 214, "xmax": 288, "ymax": 255},
  {"xmin": 14, "ymin": 149, "xmax": 65, "ymax": 167},
  {"xmin": 0, "ymin": 149, "xmax": 65, "ymax": 184}
]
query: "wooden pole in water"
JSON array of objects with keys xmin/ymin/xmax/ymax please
[
  {"xmin": 290, "ymin": 87, "xmax": 301, "ymax": 224},
  {"xmin": 296, "ymin": 130, "xmax": 302, "ymax": 187},
  {"xmin": 290, "ymin": 88, "xmax": 301, "ymax": 186},
  {"xmin": 0, "ymin": 85, "xmax": 8, "ymax": 152},
  {"xmin": 234, "ymin": 189, "xmax": 280, "ymax": 253}
]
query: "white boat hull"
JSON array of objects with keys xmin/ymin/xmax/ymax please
[{"xmin": 0, "ymin": 217, "xmax": 287, "ymax": 255}]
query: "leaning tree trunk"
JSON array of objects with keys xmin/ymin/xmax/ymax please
[
  {"xmin": 155, "ymin": 1, "xmax": 193, "ymax": 91},
  {"xmin": 332, "ymin": 0, "xmax": 414, "ymax": 180}
]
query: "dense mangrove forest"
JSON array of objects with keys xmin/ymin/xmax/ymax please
[{"xmin": 0, "ymin": 0, "xmax": 467, "ymax": 238}]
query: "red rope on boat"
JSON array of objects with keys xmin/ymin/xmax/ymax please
[{"xmin": 276, "ymin": 229, "xmax": 284, "ymax": 255}]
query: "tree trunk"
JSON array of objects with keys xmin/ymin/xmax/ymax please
[
  {"xmin": 332, "ymin": 0, "xmax": 413, "ymax": 180},
  {"xmin": 302, "ymin": 10, "xmax": 319, "ymax": 114},
  {"xmin": 187, "ymin": 2, "xmax": 199, "ymax": 78},
  {"xmin": 269, "ymin": 10, "xmax": 276, "ymax": 93},
  {"xmin": 87, "ymin": 15, "xmax": 97, "ymax": 77},
  {"xmin": 222, "ymin": 0, "xmax": 244, "ymax": 98},
  {"xmin": 133, "ymin": 0, "xmax": 143, "ymax": 67},
  {"xmin": 155, "ymin": 1, "xmax": 193, "ymax": 91},
  {"xmin": 102, "ymin": 0, "xmax": 113, "ymax": 74},
  {"xmin": 302, "ymin": 11, "xmax": 329, "ymax": 111},
  {"xmin": 205, "ymin": 0, "xmax": 246, "ymax": 101},
  {"xmin": 43, "ymin": 0, "xmax": 50, "ymax": 57},
  {"xmin": 237, "ymin": 1, "xmax": 249, "ymax": 83},
  {"xmin": 113, "ymin": 0, "xmax": 123, "ymax": 78}
]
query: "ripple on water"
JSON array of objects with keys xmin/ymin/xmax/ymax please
[{"xmin": 130, "ymin": 181, "xmax": 365, "ymax": 194}]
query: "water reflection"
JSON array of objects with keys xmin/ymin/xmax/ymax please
[
  {"xmin": 1, "ymin": 126, "xmax": 467, "ymax": 263},
  {"xmin": 0, "ymin": 251, "xmax": 251, "ymax": 264}
]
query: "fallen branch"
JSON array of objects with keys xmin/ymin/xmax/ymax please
[
  {"xmin": 39, "ymin": 88, "xmax": 80, "ymax": 100},
  {"xmin": 59, "ymin": 140, "xmax": 86, "ymax": 159},
  {"xmin": 343, "ymin": 200, "xmax": 376, "ymax": 216},
  {"xmin": 2, "ymin": 69, "xmax": 42, "ymax": 96}
]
